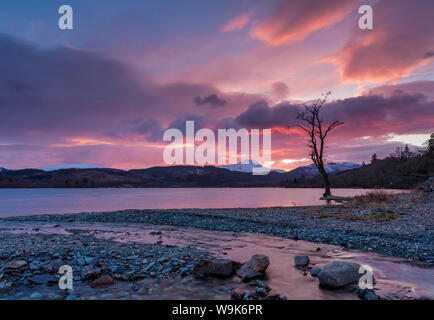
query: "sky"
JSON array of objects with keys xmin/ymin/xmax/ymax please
[{"xmin": 0, "ymin": 0, "xmax": 433, "ymax": 171}]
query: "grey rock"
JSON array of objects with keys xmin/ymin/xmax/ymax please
[
  {"xmin": 236, "ymin": 255, "xmax": 270, "ymax": 280},
  {"xmin": 294, "ymin": 255, "xmax": 310, "ymax": 267},
  {"xmin": 319, "ymin": 261, "xmax": 361, "ymax": 288},
  {"xmin": 193, "ymin": 259, "xmax": 235, "ymax": 278},
  {"xmin": 43, "ymin": 258, "xmax": 64, "ymax": 273},
  {"xmin": 81, "ymin": 265, "xmax": 101, "ymax": 280},
  {"xmin": 5, "ymin": 260, "xmax": 27, "ymax": 270},
  {"xmin": 84, "ymin": 257, "xmax": 98, "ymax": 265},
  {"xmin": 310, "ymin": 267, "xmax": 321, "ymax": 277}
]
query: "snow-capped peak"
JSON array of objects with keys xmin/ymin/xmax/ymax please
[
  {"xmin": 288, "ymin": 161, "xmax": 361, "ymax": 178},
  {"xmin": 38, "ymin": 164, "xmax": 107, "ymax": 172},
  {"xmin": 217, "ymin": 160, "xmax": 285, "ymax": 173}
]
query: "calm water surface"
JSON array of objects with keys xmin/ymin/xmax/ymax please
[{"xmin": 0, "ymin": 188, "xmax": 407, "ymax": 217}]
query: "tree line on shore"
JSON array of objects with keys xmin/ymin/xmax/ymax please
[{"xmin": 282, "ymin": 135, "xmax": 434, "ymax": 190}]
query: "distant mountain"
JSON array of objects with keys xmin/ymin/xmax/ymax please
[
  {"xmin": 287, "ymin": 162, "xmax": 362, "ymax": 179},
  {"xmin": 218, "ymin": 160, "xmax": 286, "ymax": 173},
  {"xmin": 0, "ymin": 161, "xmax": 362, "ymax": 188},
  {"xmin": 0, "ymin": 165, "xmax": 286, "ymax": 188},
  {"xmin": 0, "ymin": 167, "xmax": 6, "ymax": 172},
  {"xmin": 1, "ymin": 157, "xmax": 427, "ymax": 189},
  {"xmin": 38, "ymin": 164, "xmax": 108, "ymax": 171}
]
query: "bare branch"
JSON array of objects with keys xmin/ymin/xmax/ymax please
[{"xmin": 289, "ymin": 91, "xmax": 343, "ymax": 196}]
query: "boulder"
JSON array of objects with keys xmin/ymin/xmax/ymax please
[
  {"xmin": 5, "ymin": 260, "xmax": 28, "ymax": 269},
  {"xmin": 193, "ymin": 259, "xmax": 235, "ymax": 278},
  {"xmin": 294, "ymin": 255, "xmax": 310, "ymax": 267},
  {"xmin": 318, "ymin": 261, "xmax": 361, "ymax": 288},
  {"xmin": 236, "ymin": 254, "xmax": 270, "ymax": 281},
  {"xmin": 91, "ymin": 275, "xmax": 115, "ymax": 288}
]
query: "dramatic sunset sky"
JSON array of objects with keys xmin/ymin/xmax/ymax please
[{"xmin": 0, "ymin": 0, "xmax": 433, "ymax": 170}]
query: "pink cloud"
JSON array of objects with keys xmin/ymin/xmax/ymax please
[
  {"xmin": 330, "ymin": 0, "xmax": 434, "ymax": 82},
  {"xmin": 221, "ymin": 12, "xmax": 251, "ymax": 33},
  {"xmin": 251, "ymin": 0, "xmax": 359, "ymax": 45}
]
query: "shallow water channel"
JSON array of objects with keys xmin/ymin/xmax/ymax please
[{"xmin": 1, "ymin": 221, "xmax": 433, "ymax": 300}]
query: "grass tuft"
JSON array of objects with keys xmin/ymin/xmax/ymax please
[{"xmin": 350, "ymin": 189, "xmax": 394, "ymax": 205}]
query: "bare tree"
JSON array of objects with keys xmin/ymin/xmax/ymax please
[{"xmin": 292, "ymin": 92, "xmax": 344, "ymax": 197}]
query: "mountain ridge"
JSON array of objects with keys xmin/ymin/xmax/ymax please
[
  {"xmin": 38, "ymin": 164, "xmax": 108, "ymax": 171},
  {"xmin": 0, "ymin": 161, "xmax": 366, "ymax": 188},
  {"xmin": 217, "ymin": 160, "xmax": 286, "ymax": 173}
]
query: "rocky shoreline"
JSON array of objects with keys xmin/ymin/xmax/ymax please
[
  {"xmin": 0, "ymin": 191, "xmax": 432, "ymax": 300},
  {"xmin": 0, "ymin": 231, "xmax": 215, "ymax": 299},
  {"xmin": 3, "ymin": 192, "xmax": 432, "ymax": 264}
]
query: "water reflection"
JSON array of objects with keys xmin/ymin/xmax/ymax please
[{"xmin": 0, "ymin": 188, "xmax": 408, "ymax": 217}]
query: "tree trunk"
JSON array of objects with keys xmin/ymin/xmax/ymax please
[{"xmin": 318, "ymin": 167, "xmax": 331, "ymax": 197}]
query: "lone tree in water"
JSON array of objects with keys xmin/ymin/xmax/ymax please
[{"xmin": 293, "ymin": 92, "xmax": 344, "ymax": 197}]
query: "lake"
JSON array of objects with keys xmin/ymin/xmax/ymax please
[{"xmin": 0, "ymin": 188, "xmax": 408, "ymax": 217}]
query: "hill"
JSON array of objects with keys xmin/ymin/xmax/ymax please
[
  {"xmin": 0, "ymin": 166, "xmax": 287, "ymax": 188},
  {"xmin": 286, "ymin": 162, "xmax": 361, "ymax": 179},
  {"xmin": 1, "ymin": 156, "xmax": 431, "ymax": 189},
  {"xmin": 281, "ymin": 154, "xmax": 434, "ymax": 189}
]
